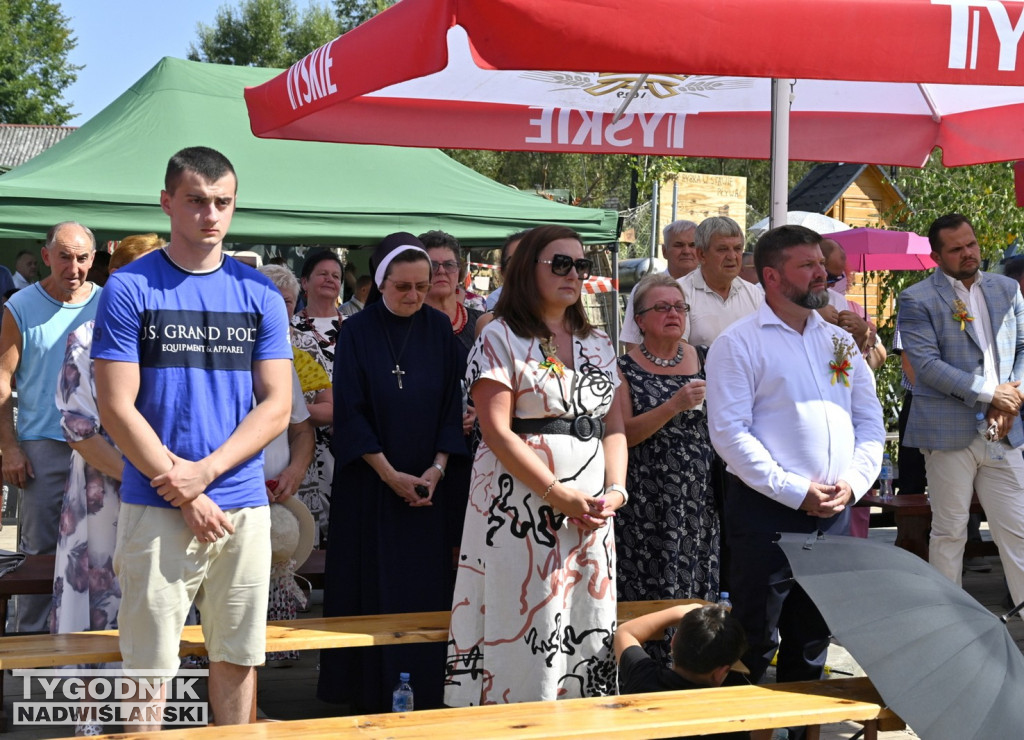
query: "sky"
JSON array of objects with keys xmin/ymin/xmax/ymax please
[{"xmin": 60, "ymin": 0, "xmax": 223, "ymax": 124}]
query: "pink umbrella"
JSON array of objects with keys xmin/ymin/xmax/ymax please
[
  {"xmin": 821, "ymin": 228, "xmax": 937, "ymax": 272},
  {"xmin": 821, "ymin": 228, "xmax": 935, "ymax": 319}
]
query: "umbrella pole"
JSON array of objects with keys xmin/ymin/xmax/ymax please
[
  {"xmin": 610, "ymin": 240, "xmax": 620, "ymax": 347},
  {"xmin": 1001, "ymin": 599, "xmax": 1024, "ymax": 623},
  {"xmin": 863, "ymin": 271, "xmax": 869, "ymax": 322},
  {"xmin": 769, "ymin": 79, "xmax": 792, "ymax": 230}
]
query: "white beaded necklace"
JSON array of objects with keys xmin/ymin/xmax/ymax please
[{"xmin": 640, "ymin": 342, "xmax": 685, "ymax": 367}]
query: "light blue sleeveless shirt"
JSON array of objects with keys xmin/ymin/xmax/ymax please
[{"xmin": 6, "ymin": 282, "xmax": 101, "ymax": 441}]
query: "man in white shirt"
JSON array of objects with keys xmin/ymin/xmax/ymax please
[
  {"xmin": 706, "ymin": 224, "xmax": 884, "ymax": 687},
  {"xmin": 483, "ymin": 230, "xmax": 528, "ymax": 312},
  {"xmin": 620, "ymin": 219, "xmax": 698, "ymax": 346},
  {"xmin": 818, "ymin": 238, "xmax": 886, "ymax": 370},
  {"xmin": 340, "ymin": 275, "xmax": 370, "ymax": 317},
  {"xmin": 900, "ymin": 213, "xmax": 1024, "ymax": 606},
  {"xmin": 12, "ymin": 250, "xmax": 38, "ymax": 290},
  {"xmin": 677, "ymin": 217, "xmax": 763, "ymax": 349}
]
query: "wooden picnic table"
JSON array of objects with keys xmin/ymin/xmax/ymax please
[{"xmin": 857, "ymin": 493, "xmax": 997, "ymax": 561}]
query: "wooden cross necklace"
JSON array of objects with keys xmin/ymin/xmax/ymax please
[{"xmin": 380, "ymin": 310, "xmax": 417, "ymax": 390}]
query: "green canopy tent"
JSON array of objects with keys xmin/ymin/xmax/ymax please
[{"xmin": 0, "ymin": 58, "xmax": 617, "ymax": 248}]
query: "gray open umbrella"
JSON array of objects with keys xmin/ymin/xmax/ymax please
[{"xmin": 777, "ymin": 532, "xmax": 1024, "ymax": 740}]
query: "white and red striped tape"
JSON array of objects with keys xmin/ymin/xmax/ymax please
[{"xmin": 582, "ymin": 276, "xmax": 615, "ymax": 294}]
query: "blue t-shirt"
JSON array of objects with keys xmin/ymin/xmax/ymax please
[
  {"xmin": 91, "ymin": 250, "xmax": 292, "ymax": 509},
  {"xmin": 7, "ymin": 282, "xmax": 102, "ymax": 441}
]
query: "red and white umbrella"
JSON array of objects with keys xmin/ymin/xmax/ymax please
[
  {"xmin": 243, "ymin": 0, "xmax": 1024, "ymax": 339},
  {"xmin": 245, "ymin": 0, "xmax": 1024, "ymax": 167}
]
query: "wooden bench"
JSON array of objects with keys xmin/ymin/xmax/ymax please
[
  {"xmin": 858, "ymin": 493, "xmax": 998, "ymax": 561},
  {"xmin": 0, "ymin": 551, "xmax": 327, "ymax": 729},
  {"xmin": 0, "ymin": 550, "xmax": 326, "ymax": 639},
  {"xmin": 91, "ymin": 676, "xmax": 903, "ymax": 740},
  {"xmin": 0, "ymin": 553, "xmax": 56, "ymax": 638},
  {"xmin": 0, "ymin": 599, "xmax": 697, "ymax": 670},
  {"xmin": 0, "ymin": 599, "xmax": 704, "ymax": 732}
]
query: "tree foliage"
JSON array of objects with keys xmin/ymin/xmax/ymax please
[
  {"xmin": 445, "ymin": 151, "xmax": 636, "ymax": 209},
  {"xmin": 188, "ymin": 0, "xmax": 342, "ymax": 68},
  {"xmin": 0, "ymin": 0, "xmax": 79, "ymax": 124},
  {"xmin": 334, "ymin": 0, "xmax": 395, "ymax": 32},
  {"xmin": 891, "ymin": 154, "xmax": 1024, "ymax": 263}
]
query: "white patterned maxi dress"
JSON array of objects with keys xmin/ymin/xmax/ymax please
[{"xmin": 444, "ymin": 319, "xmax": 620, "ymax": 705}]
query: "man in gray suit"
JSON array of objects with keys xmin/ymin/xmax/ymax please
[{"xmin": 900, "ymin": 213, "xmax": 1024, "ymax": 607}]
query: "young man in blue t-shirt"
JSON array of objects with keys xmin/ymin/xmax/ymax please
[{"xmin": 93, "ymin": 146, "xmax": 293, "ymax": 728}]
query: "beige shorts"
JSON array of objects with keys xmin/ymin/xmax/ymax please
[{"xmin": 113, "ymin": 503, "xmax": 271, "ymax": 679}]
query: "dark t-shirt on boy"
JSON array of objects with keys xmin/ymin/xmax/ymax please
[{"xmin": 619, "ymin": 646, "xmax": 750, "ymax": 740}]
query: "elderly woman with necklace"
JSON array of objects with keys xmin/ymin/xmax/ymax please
[
  {"xmin": 290, "ymin": 250, "xmax": 343, "ymax": 547},
  {"xmin": 613, "ymin": 273, "xmax": 718, "ymax": 664},
  {"xmin": 318, "ymin": 232, "xmax": 466, "ymax": 713}
]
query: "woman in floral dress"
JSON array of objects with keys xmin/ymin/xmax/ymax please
[
  {"xmin": 291, "ymin": 250, "xmax": 343, "ymax": 547},
  {"xmin": 445, "ymin": 226, "xmax": 628, "ymax": 706},
  {"xmin": 51, "ymin": 234, "xmax": 162, "ymax": 737},
  {"xmin": 52, "ymin": 324, "xmax": 123, "ymax": 636},
  {"xmin": 51, "ymin": 235, "xmax": 163, "ymax": 636}
]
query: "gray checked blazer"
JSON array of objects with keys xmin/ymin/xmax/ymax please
[{"xmin": 900, "ymin": 269, "xmax": 1024, "ymax": 450}]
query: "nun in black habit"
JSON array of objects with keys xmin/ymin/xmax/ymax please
[{"xmin": 317, "ymin": 233, "xmax": 467, "ymax": 711}]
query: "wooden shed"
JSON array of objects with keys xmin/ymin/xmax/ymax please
[{"xmin": 788, "ymin": 163, "xmax": 906, "ymax": 228}]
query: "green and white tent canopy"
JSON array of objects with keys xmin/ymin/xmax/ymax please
[{"xmin": 0, "ymin": 57, "xmax": 617, "ymax": 247}]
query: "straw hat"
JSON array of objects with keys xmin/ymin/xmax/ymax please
[{"xmin": 269, "ymin": 497, "xmax": 315, "ymax": 569}]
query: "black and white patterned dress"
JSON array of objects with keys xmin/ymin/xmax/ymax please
[
  {"xmin": 615, "ymin": 351, "xmax": 719, "ymax": 615},
  {"xmin": 445, "ymin": 319, "xmax": 620, "ymax": 705}
]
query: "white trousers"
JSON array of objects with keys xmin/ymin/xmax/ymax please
[{"xmin": 923, "ymin": 437, "xmax": 1024, "ymax": 609}]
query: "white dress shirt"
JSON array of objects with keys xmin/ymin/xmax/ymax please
[
  {"xmin": 263, "ymin": 368, "xmax": 311, "ymax": 478},
  {"xmin": 484, "ymin": 285, "xmax": 502, "ymax": 311},
  {"xmin": 339, "ymin": 297, "xmax": 364, "ymax": 317},
  {"xmin": 706, "ymin": 303, "xmax": 885, "ymax": 510},
  {"xmin": 678, "ymin": 269, "xmax": 764, "ymax": 348},
  {"xmin": 944, "ymin": 271, "xmax": 998, "ymax": 402},
  {"xmin": 827, "ymin": 289, "xmax": 850, "ymax": 312}
]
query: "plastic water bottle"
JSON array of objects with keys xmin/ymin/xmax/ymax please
[
  {"xmin": 392, "ymin": 672, "xmax": 414, "ymax": 713},
  {"xmin": 976, "ymin": 412, "xmax": 1006, "ymax": 461},
  {"xmin": 878, "ymin": 453, "xmax": 894, "ymax": 501},
  {"xmin": 718, "ymin": 592, "xmax": 732, "ymax": 609}
]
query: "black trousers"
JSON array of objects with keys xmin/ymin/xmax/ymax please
[
  {"xmin": 725, "ymin": 475, "xmax": 837, "ymax": 684},
  {"xmin": 896, "ymin": 390, "xmax": 928, "ymax": 495}
]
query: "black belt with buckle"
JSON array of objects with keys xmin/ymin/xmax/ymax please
[{"xmin": 511, "ymin": 416, "xmax": 605, "ymax": 441}]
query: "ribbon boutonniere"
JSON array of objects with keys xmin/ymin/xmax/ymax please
[
  {"xmin": 539, "ymin": 337, "xmax": 565, "ymax": 378},
  {"xmin": 828, "ymin": 335, "xmax": 857, "ymax": 387},
  {"xmin": 952, "ymin": 298, "xmax": 974, "ymax": 331}
]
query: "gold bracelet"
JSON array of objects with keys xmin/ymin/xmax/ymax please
[{"xmin": 542, "ymin": 479, "xmax": 558, "ymax": 499}]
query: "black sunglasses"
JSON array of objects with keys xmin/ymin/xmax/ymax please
[{"xmin": 536, "ymin": 254, "xmax": 593, "ymax": 280}]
